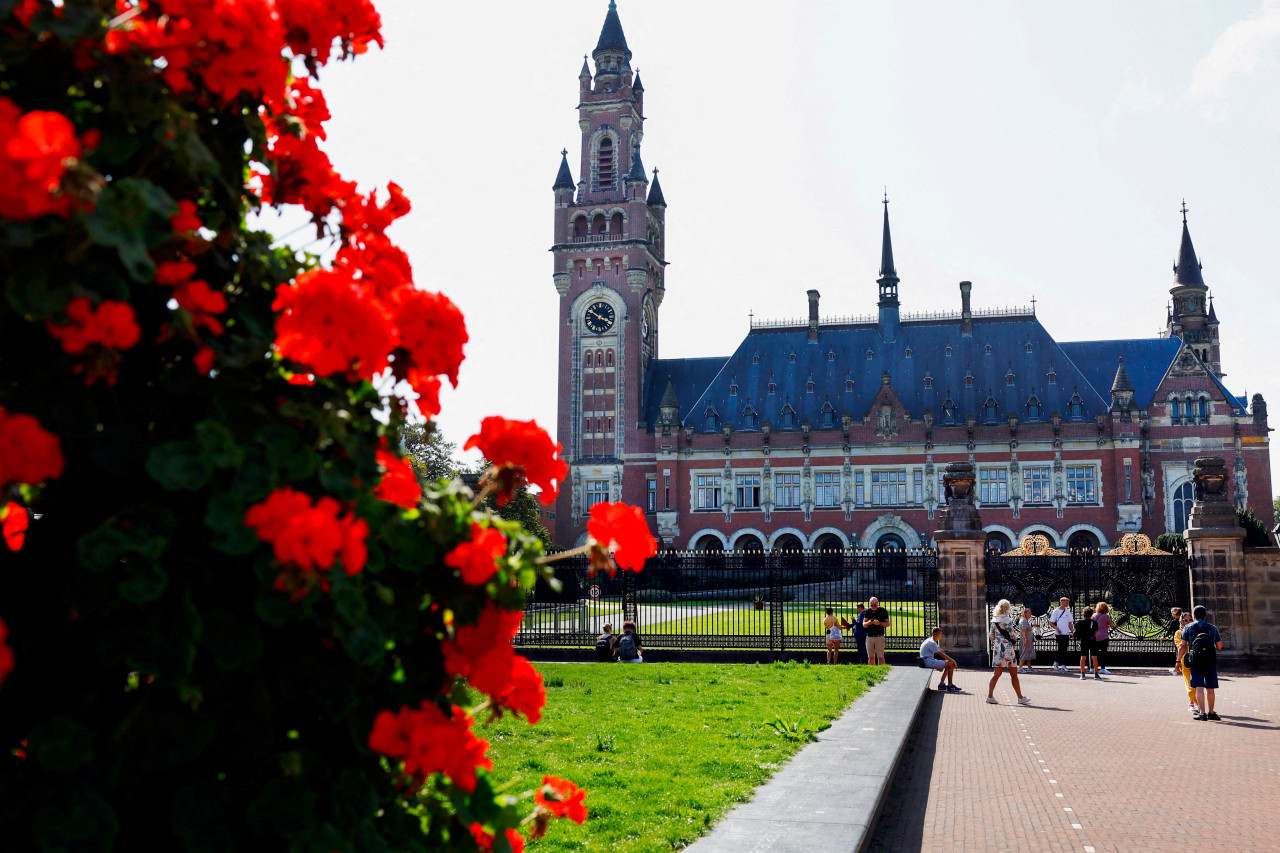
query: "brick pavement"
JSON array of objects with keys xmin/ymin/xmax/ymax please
[{"xmin": 868, "ymin": 668, "xmax": 1280, "ymax": 852}]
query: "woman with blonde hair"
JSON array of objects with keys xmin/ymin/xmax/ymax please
[
  {"xmin": 987, "ymin": 599, "xmax": 1030, "ymax": 705},
  {"xmin": 1093, "ymin": 601, "xmax": 1114, "ymax": 674}
]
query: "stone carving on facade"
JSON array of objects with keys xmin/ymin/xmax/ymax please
[
  {"xmin": 841, "ymin": 460, "xmax": 854, "ymax": 520},
  {"xmin": 1104, "ymin": 533, "xmax": 1170, "ymax": 556},
  {"xmin": 761, "ymin": 460, "xmax": 773, "ymax": 521},
  {"xmin": 571, "ymin": 467, "xmax": 583, "ymax": 517},
  {"xmin": 937, "ymin": 462, "xmax": 982, "ymax": 533},
  {"xmin": 1002, "ymin": 533, "xmax": 1067, "ymax": 556},
  {"xmin": 1233, "ymin": 456, "xmax": 1248, "ymax": 511},
  {"xmin": 876, "ymin": 403, "xmax": 898, "ymax": 439},
  {"xmin": 1188, "ymin": 456, "xmax": 1240, "ymax": 530}
]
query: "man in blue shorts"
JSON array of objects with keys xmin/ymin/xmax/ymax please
[
  {"xmin": 1181, "ymin": 605, "xmax": 1223, "ymax": 721},
  {"xmin": 920, "ymin": 627, "xmax": 960, "ymax": 691}
]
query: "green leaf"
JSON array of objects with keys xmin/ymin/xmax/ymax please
[
  {"xmin": 117, "ymin": 557, "xmax": 169, "ymax": 604},
  {"xmin": 147, "ymin": 440, "xmax": 213, "ymax": 492},
  {"xmin": 205, "ymin": 492, "xmax": 260, "ymax": 555},
  {"xmin": 76, "ymin": 508, "xmax": 174, "ymax": 573},
  {"xmin": 82, "ymin": 178, "xmax": 177, "ymax": 282},
  {"xmin": 195, "ymin": 420, "xmax": 245, "ymax": 468},
  {"xmin": 198, "ymin": 610, "xmax": 264, "ymax": 671},
  {"xmin": 33, "ymin": 789, "xmax": 119, "ymax": 853}
]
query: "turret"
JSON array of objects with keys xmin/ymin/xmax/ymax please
[
  {"xmin": 552, "ymin": 149, "xmax": 575, "ymax": 206},
  {"xmin": 659, "ymin": 380, "xmax": 680, "ymax": 426},
  {"xmin": 592, "ymin": 1, "xmax": 631, "ymax": 91},
  {"xmin": 877, "ymin": 194, "xmax": 900, "ymax": 343},
  {"xmin": 624, "ymin": 146, "xmax": 648, "ymax": 201},
  {"xmin": 579, "ymin": 55, "xmax": 591, "ymax": 94},
  {"xmin": 1165, "ymin": 201, "xmax": 1223, "ymax": 376},
  {"xmin": 1110, "ymin": 357, "xmax": 1135, "ymax": 413}
]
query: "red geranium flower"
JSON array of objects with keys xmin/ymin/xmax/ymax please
[
  {"xmin": 441, "ymin": 603, "xmax": 545, "ymax": 724},
  {"xmin": 445, "ymin": 523, "xmax": 507, "ymax": 585},
  {"xmin": 2, "ymin": 502, "xmax": 29, "ymax": 552},
  {"xmin": 536, "ymin": 776, "xmax": 589, "ymax": 825},
  {"xmin": 272, "ymin": 267, "xmax": 398, "ymax": 378},
  {"xmin": 464, "ymin": 417, "xmax": 567, "ymax": 507},
  {"xmin": 0, "ymin": 617, "xmax": 13, "ymax": 690},
  {"xmin": 45, "ymin": 297, "xmax": 141, "ymax": 354},
  {"xmin": 0, "ymin": 407, "xmax": 64, "ymax": 489},
  {"xmin": 170, "ymin": 199, "xmax": 203, "ymax": 235},
  {"xmin": 394, "ymin": 288, "xmax": 467, "ymax": 387},
  {"xmin": 0, "ymin": 97, "xmax": 95, "ymax": 220},
  {"xmin": 587, "ymin": 502, "xmax": 656, "ymax": 574},
  {"xmin": 244, "ymin": 488, "xmax": 369, "ymax": 599},
  {"xmin": 373, "ymin": 448, "xmax": 421, "ymax": 508},
  {"xmin": 470, "ymin": 824, "xmax": 525, "ymax": 853},
  {"xmin": 367, "ymin": 702, "xmax": 492, "ymax": 793}
]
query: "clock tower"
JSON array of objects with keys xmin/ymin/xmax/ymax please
[{"xmin": 550, "ymin": 1, "xmax": 667, "ymax": 544}]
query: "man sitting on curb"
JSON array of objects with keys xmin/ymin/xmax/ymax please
[{"xmin": 920, "ymin": 627, "xmax": 960, "ymax": 692}]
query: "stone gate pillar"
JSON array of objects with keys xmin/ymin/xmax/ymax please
[
  {"xmin": 1185, "ymin": 456, "xmax": 1248, "ymax": 664},
  {"xmin": 934, "ymin": 462, "xmax": 988, "ymax": 660}
]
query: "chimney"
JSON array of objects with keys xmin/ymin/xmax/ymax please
[
  {"xmin": 807, "ymin": 289, "xmax": 820, "ymax": 342},
  {"xmin": 960, "ymin": 281, "xmax": 973, "ymax": 336}
]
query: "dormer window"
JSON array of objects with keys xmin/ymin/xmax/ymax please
[
  {"xmin": 1069, "ymin": 393, "xmax": 1084, "ymax": 420},
  {"xmin": 965, "ymin": 373, "xmax": 974, "ymax": 388},
  {"xmin": 788, "ymin": 352, "xmax": 796, "ymax": 363},
  {"xmin": 768, "ymin": 381, "xmax": 777, "ymax": 394},
  {"xmin": 985, "ymin": 344, "xmax": 992, "ymax": 354},
  {"xmin": 1006, "ymin": 371, "xmax": 1015, "ymax": 386},
  {"xmin": 945, "ymin": 346, "xmax": 953, "ymax": 357},
  {"xmin": 942, "ymin": 397, "xmax": 956, "ymax": 423},
  {"xmin": 781, "ymin": 404, "xmax": 796, "ymax": 429},
  {"xmin": 729, "ymin": 384, "xmax": 738, "ymax": 396},
  {"xmin": 985, "ymin": 396, "xmax": 998, "ymax": 421},
  {"xmin": 742, "ymin": 406, "xmax": 757, "ymax": 429},
  {"xmin": 905, "ymin": 347, "xmax": 912, "ymax": 358},
  {"xmin": 827, "ymin": 350, "xmax": 835, "ymax": 362},
  {"xmin": 1025, "ymin": 341, "xmax": 1033, "ymax": 353},
  {"xmin": 821, "ymin": 401, "xmax": 835, "ymax": 427},
  {"xmin": 845, "ymin": 379, "xmax": 853, "ymax": 392},
  {"xmin": 704, "ymin": 406, "xmax": 719, "ymax": 431},
  {"xmin": 866, "ymin": 348, "xmax": 874, "ymax": 360},
  {"xmin": 1047, "ymin": 371, "xmax": 1057, "ymax": 384},
  {"xmin": 806, "ymin": 380, "xmax": 815, "ymax": 394},
  {"xmin": 752, "ymin": 354, "xmax": 760, "ymax": 364},
  {"xmin": 924, "ymin": 376, "xmax": 933, "ymax": 389},
  {"xmin": 1027, "ymin": 395, "xmax": 1041, "ymax": 420}
]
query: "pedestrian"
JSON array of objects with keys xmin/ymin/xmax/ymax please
[
  {"xmin": 823, "ymin": 606, "xmax": 842, "ymax": 664},
  {"xmin": 615, "ymin": 620, "xmax": 644, "ymax": 663},
  {"xmin": 1173, "ymin": 609, "xmax": 1197, "ymax": 715},
  {"xmin": 1017, "ymin": 607, "xmax": 1037, "ymax": 673},
  {"xmin": 863, "ymin": 596, "xmax": 890, "ymax": 666},
  {"xmin": 1048, "ymin": 597, "xmax": 1074, "ymax": 672},
  {"xmin": 1181, "ymin": 605, "xmax": 1222, "ymax": 721},
  {"xmin": 920, "ymin": 627, "xmax": 961, "ymax": 691},
  {"xmin": 1076, "ymin": 606, "xmax": 1101, "ymax": 680},
  {"xmin": 1169, "ymin": 607, "xmax": 1185, "ymax": 676},
  {"xmin": 851, "ymin": 602, "xmax": 868, "ymax": 664},
  {"xmin": 594, "ymin": 622, "xmax": 616, "ymax": 663},
  {"xmin": 1093, "ymin": 601, "xmax": 1114, "ymax": 675},
  {"xmin": 987, "ymin": 599, "xmax": 1030, "ymax": 705}
]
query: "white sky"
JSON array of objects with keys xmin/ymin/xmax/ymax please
[{"xmin": 275, "ymin": 0, "xmax": 1280, "ymax": 495}]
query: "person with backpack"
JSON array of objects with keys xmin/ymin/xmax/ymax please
[
  {"xmin": 1181, "ymin": 605, "xmax": 1222, "ymax": 721},
  {"xmin": 1075, "ymin": 607, "xmax": 1102, "ymax": 680},
  {"xmin": 615, "ymin": 620, "xmax": 644, "ymax": 664},
  {"xmin": 594, "ymin": 623, "xmax": 617, "ymax": 663}
]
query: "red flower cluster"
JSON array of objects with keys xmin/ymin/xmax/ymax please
[
  {"xmin": 445, "ymin": 524, "xmax": 508, "ymax": 586},
  {"xmin": 2, "ymin": 503, "xmax": 29, "ymax": 552},
  {"xmin": 535, "ymin": 776, "xmax": 589, "ymax": 826},
  {"xmin": 272, "ymin": 267, "xmax": 398, "ymax": 377},
  {"xmin": 44, "ymin": 297, "xmax": 141, "ymax": 386},
  {"xmin": 470, "ymin": 824, "xmax": 525, "ymax": 853},
  {"xmin": 587, "ymin": 502, "xmax": 657, "ymax": 575},
  {"xmin": 244, "ymin": 488, "xmax": 368, "ymax": 598},
  {"xmin": 0, "ymin": 617, "xmax": 13, "ymax": 690},
  {"xmin": 441, "ymin": 603, "xmax": 545, "ymax": 724},
  {"xmin": 155, "ymin": 261, "xmax": 228, "ymax": 360},
  {"xmin": 259, "ymin": 132, "xmax": 355, "ymax": 218},
  {"xmin": 170, "ymin": 199, "xmax": 203, "ymax": 236},
  {"xmin": 0, "ymin": 97, "xmax": 95, "ymax": 220},
  {"xmin": 373, "ymin": 448, "xmax": 421, "ymax": 508},
  {"xmin": 274, "ymin": 0, "xmax": 383, "ymax": 64},
  {"xmin": 464, "ymin": 417, "xmax": 567, "ymax": 507},
  {"xmin": 367, "ymin": 702, "xmax": 491, "ymax": 793},
  {"xmin": 0, "ymin": 407, "xmax": 64, "ymax": 489}
]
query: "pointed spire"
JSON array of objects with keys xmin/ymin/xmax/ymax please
[
  {"xmin": 1110, "ymin": 357, "xmax": 1134, "ymax": 393},
  {"xmin": 553, "ymin": 149, "xmax": 574, "ymax": 190},
  {"xmin": 1174, "ymin": 199, "xmax": 1205, "ymax": 286},
  {"xmin": 625, "ymin": 146, "xmax": 648, "ymax": 182},
  {"xmin": 1208, "ymin": 292, "xmax": 1219, "ymax": 323},
  {"xmin": 647, "ymin": 167, "xmax": 666, "ymax": 207},
  {"xmin": 878, "ymin": 190, "xmax": 897, "ymax": 280},
  {"xmin": 632, "ymin": 71, "xmax": 644, "ymax": 91},
  {"xmin": 579, "ymin": 55, "xmax": 591, "ymax": 79},
  {"xmin": 595, "ymin": 1, "xmax": 630, "ymax": 56},
  {"xmin": 660, "ymin": 379, "xmax": 679, "ymax": 409}
]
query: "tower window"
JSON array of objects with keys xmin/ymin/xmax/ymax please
[
  {"xmin": 609, "ymin": 211, "xmax": 624, "ymax": 234},
  {"xmin": 597, "ymin": 137, "xmax": 614, "ymax": 187},
  {"xmin": 584, "ymin": 351, "xmax": 593, "ymax": 368},
  {"xmin": 605, "ymin": 350, "xmax": 614, "ymax": 367},
  {"xmin": 1199, "ymin": 398, "xmax": 1208, "ymax": 418}
]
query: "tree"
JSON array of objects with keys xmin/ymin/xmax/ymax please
[
  {"xmin": 1237, "ymin": 508, "xmax": 1271, "ymax": 548},
  {"xmin": 1155, "ymin": 532, "xmax": 1187, "ymax": 554},
  {"xmin": 399, "ymin": 421, "xmax": 467, "ymax": 482},
  {"xmin": 0, "ymin": 3, "xmax": 657, "ymax": 851}
]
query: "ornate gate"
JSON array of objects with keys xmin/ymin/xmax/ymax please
[{"xmin": 985, "ymin": 534, "xmax": 1192, "ymax": 665}]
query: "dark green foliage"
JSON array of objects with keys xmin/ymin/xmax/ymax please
[
  {"xmin": 1155, "ymin": 533, "xmax": 1187, "ymax": 554},
  {"xmin": 1237, "ymin": 508, "xmax": 1272, "ymax": 547}
]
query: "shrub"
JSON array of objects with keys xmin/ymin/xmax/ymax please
[{"xmin": 638, "ymin": 589, "xmax": 676, "ymax": 604}]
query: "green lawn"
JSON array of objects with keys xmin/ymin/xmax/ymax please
[
  {"xmin": 482, "ymin": 662, "xmax": 887, "ymax": 852},
  {"xmin": 643, "ymin": 606, "xmax": 922, "ymax": 637}
]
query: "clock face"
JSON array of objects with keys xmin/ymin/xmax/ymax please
[
  {"xmin": 583, "ymin": 301, "xmax": 615, "ymax": 334},
  {"xmin": 641, "ymin": 309, "xmax": 650, "ymax": 340}
]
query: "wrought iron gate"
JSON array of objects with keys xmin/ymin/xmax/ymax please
[
  {"xmin": 517, "ymin": 549, "xmax": 939, "ymax": 653},
  {"xmin": 985, "ymin": 549, "xmax": 1191, "ymax": 664}
]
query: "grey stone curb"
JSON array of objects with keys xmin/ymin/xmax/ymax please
[{"xmin": 684, "ymin": 666, "xmax": 934, "ymax": 853}]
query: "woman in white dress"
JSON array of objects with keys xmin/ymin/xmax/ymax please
[{"xmin": 987, "ymin": 599, "xmax": 1030, "ymax": 705}]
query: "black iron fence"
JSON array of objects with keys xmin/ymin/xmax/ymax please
[
  {"xmin": 985, "ymin": 551, "xmax": 1191, "ymax": 664},
  {"xmin": 518, "ymin": 549, "xmax": 939, "ymax": 652}
]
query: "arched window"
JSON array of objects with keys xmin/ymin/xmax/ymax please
[
  {"xmin": 1170, "ymin": 399, "xmax": 1180, "ymax": 419},
  {"xmin": 736, "ymin": 534, "xmax": 765, "ymax": 552},
  {"xmin": 609, "ymin": 211, "xmax": 623, "ymax": 234},
  {"xmin": 605, "ymin": 350, "xmax": 614, "ymax": 367},
  {"xmin": 773, "ymin": 534, "xmax": 804, "ymax": 553},
  {"xmin": 1171, "ymin": 481, "xmax": 1194, "ymax": 534},
  {"xmin": 597, "ymin": 137, "xmax": 614, "ymax": 187},
  {"xmin": 592, "ymin": 213, "xmax": 606, "ymax": 234},
  {"xmin": 596, "ymin": 349, "xmax": 604, "ymax": 370},
  {"xmin": 573, "ymin": 216, "xmax": 587, "ymax": 238},
  {"xmin": 696, "ymin": 534, "xmax": 723, "ymax": 552},
  {"xmin": 985, "ymin": 532, "xmax": 1012, "ymax": 555},
  {"xmin": 877, "ymin": 533, "xmax": 906, "ymax": 552},
  {"xmin": 1198, "ymin": 398, "xmax": 1208, "ymax": 419},
  {"xmin": 1067, "ymin": 530, "xmax": 1099, "ymax": 552},
  {"xmin": 583, "ymin": 351, "xmax": 593, "ymax": 368}
]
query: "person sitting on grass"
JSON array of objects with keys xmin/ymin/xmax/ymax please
[
  {"xmin": 616, "ymin": 620, "xmax": 644, "ymax": 664},
  {"xmin": 595, "ymin": 623, "xmax": 616, "ymax": 663},
  {"xmin": 920, "ymin": 627, "xmax": 960, "ymax": 691}
]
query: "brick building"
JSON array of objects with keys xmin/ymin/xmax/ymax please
[{"xmin": 547, "ymin": 2, "xmax": 1272, "ymax": 552}]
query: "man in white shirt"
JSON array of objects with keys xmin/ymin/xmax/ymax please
[
  {"xmin": 920, "ymin": 628, "xmax": 960, "ymax": 691},
  {"xmin": 1048, "ymin": 597, "xmax": 1074, "ymax": 672}
]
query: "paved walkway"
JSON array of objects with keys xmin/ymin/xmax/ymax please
[{"xmin": 869, "ymin": 667, "xmax": 1280, "ymax": 852}]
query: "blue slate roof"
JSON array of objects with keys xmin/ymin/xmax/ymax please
[
  {"xmin": 643, "ymin": 316, "xmax": 1249, "ymax": 432},
  {"xmin": 595, "ymin": 3, "xmax": 630, "ymax": 56}
]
